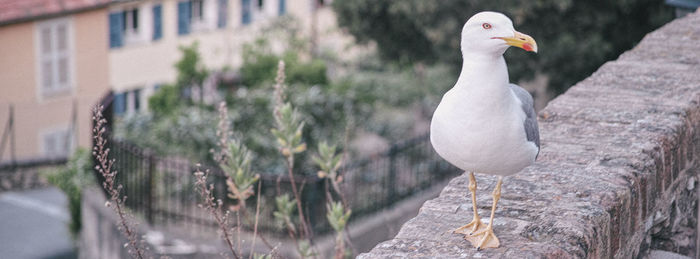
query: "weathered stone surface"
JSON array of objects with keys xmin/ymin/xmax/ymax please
[{"xmin": 360, "ymin": 10, "xmax": 700, "ymax": 259}]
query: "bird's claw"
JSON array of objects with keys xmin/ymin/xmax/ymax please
[
  {"xmin": 471, "ymin": 226, "xmax": 500, "ymax": 249},
  {"xmin": 453, "ymin": 217, "xmax": 485, "ymax": 235}
]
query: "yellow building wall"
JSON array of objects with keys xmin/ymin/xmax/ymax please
[
  {"xmin": 73, "ymin": 8, "xmax": 111, "ymax": 150},
  {"xmin": 0, "ymin": 22, "xmax": 36, "ymax": 102},
  {"xmin": 0, "ymin": 8, "xmax": 109, "ymax": 163}
]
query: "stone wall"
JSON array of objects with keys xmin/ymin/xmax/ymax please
[{"xmin": 360, "ymin": 10, "xmax": 700, "ymax": 259}]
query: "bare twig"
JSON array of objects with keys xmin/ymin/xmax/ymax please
[
  {"xmin": 248, "ymin": 181, "xmax": 262, "ymax": 259},
  {"xmin": 237, "ymin": 211, "xmax": 242, "ymax": 256},
  {"xmin": 193, "ymin": 167, "xmax": 240, "ymax": 259},
  {"xmin": 92, "ymin": 106, "xmax": 148, "ymax": 259}
]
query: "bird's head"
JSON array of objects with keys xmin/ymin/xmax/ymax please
[{"xmin": 460, "ymin": 11, "xmax": 538, "ymax": 57}]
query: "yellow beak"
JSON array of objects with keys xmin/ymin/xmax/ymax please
[{"xmin": 494, "ymin": 31, "xmax": 538, "ymax": 53}]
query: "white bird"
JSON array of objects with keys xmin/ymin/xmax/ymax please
[{"xmin": 430, "ymin": 11, "xmax": 540, "ymax": 250}]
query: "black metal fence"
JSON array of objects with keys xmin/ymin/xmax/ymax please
[
  {"xmin": 106, "ymin": 133, "xmax": 459, "ymax": 236},
  {"xmin": 94, "ymin": 91, "xmax": 460, "ymax": 237}
]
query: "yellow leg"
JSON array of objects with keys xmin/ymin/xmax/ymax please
[
  {"xmin": 471, "ymin": 176, "xmax": 502, "ymax": 250},
  {"xmin": 454, "ymin": 172, "xmax": 486, "ymax": 235}
]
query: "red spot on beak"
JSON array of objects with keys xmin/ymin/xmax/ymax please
[{"xmin": 523, "ymin": 43, "xmax": 534, "ymax": 52}]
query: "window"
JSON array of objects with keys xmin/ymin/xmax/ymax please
[
  {"xmin": 114, "ymin": 88, "xmax": 145, "ymax": 116},
  {"xmin": 123, "ymin": 8, "xmax": 139, "ymax": 34},
  {"xmin": 177, "ymin": 1, "xmax": 191, "ymax": 35},
  {"xmin": 114, "ymin": 92, "xmax": 127, "ymax": 115},
  {"xmin": 41, "ymin": 128, "xmax": 73, "ymax": 158},
  {"xmin": 245, "ymin": 0, "xmax": 278, "ymax": 24},
  {"xmin": 241, "ymin": 0, "xmax": 251, "ymax": 24},
  {"xmin": 192, "ymin": 0, "xmax": 205, "ymax": 22},
  {"xmin": 109, "ymin": 12, "xmax": 123, "ymax": 48},
  {"xmin": 133, "ymin": 89, "xmax": 141, "ymax": 112},
  {"xmin": 278, "ymin": 0, "xmax": 285, "ymax": 15},
  {"xmin": 109, "ymin": 6, "xmax": 145, "ymax": 48},
  {"xmin": 123, "ymin": 8, "xmax": 142, "ymax": 43},
  {"xmin": 179, "ymin": 0, "xmax": 216, "ymax": 34},
  {"xmin": 37, "ymin": 18, "xmax": 72, "ymax": 95},
  {"xmin": 218, "ymin": 0, "xmax": 228, "ymax": 28},
  {"xmin": 153, "ymin": 4, "xmax": 163, "ymax": 40}
]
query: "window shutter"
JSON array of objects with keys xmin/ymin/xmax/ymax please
[
  {"xmin": 218, "ymin": 0, "xmax": 228, "ymax": 28},
  {"xmin": 153, "ymin": 4, "xmax": 163, "ymax": 40},
  {"xmin": 109, "ymin": 12, "xmax": 124, "ymax": 48},
  {"xmin": 178, "ymin": 1, "xmax": 191, "ymax": 35},
  {"xmin": 114, "ymin": 92, "xmax": 127, "ymax": 115},
  {"xmin": 278, "ymin": 0, "xmax": 285, "ymax": 15},
  {"xmin": 241, "ymin": 0, "xmax": 251, "ymax": 25}
]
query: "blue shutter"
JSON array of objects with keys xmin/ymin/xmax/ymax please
[
  {"xmin": 108, "ymin": 12, "xmax": 124, "ymax": 48},
  {"xmin": 278, "ymin": 0, "xmax": 285, "ymax": 15},
  {"xmin": 153, "ymin": 5, "xmax": 162, "ymax": 40},
  {"xmin": 177, "ymin": 1, "xmax": 191, "ymax": 35},
  {"xmin": 241, "ymin": 0, "xmax": 251, "ymax": 25},
  {"xmin": 114, "ymin": 93, "xmax": 126, "ymax": 115},
  {"xmin": 218, "ymin": 0, "xmax": 228, "ymax": 28}
]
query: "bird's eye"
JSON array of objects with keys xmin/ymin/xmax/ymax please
[{"xmin": 482, "ymin": 23, "xmax": 492, "ymax": 29}]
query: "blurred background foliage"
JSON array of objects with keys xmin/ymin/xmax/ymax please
[
  {"xmin": 43, "ymin": 148, "xmax": 93, "ymax": 239},
  {"xmin": 332, "ymin": 0, "xmax": 674, "ymax": 94},
  {"xmin": 117, "ymin": 0, "xmax": 674, "ymax": 174},
  {"xmin": 117, "ymin": 18, "xmax": 453, "ymax": 174}
]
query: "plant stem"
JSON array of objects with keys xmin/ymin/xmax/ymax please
[
  {"xmin": 248, "ymin": 181, "xmax": 262, "ymax": 259},
  {"xmin": 92, "ymin": 106, "xmax": 147, "ymax": 259},
  {"xmin": 286, "ymin": 157, "xmax": 311, "ymax": 240},
  {"xmin": 194, "ymin": 170, "xmax": 240, "ymax": 259}
]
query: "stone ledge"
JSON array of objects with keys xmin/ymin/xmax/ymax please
[{"xmin": 359, "ymin": 10, "xmax": 700, "ymax": 259}]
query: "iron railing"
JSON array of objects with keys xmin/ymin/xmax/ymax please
[
  {"xmin": 94, "ymin": 91, "xmax": 460, "ymax": 236},
  {"xmin": 106, "ymin": 133, "xmax": 459, "ymax": 236}
]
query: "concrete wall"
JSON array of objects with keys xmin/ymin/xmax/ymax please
[
  {"xmin": 80, "ymin": 187, "xmax": 136, "ymax": 259},
  {"xmin": 0, "ymin": 9, "xmax": 110, "ymax": 163},
  {"xmin": 80, "ymin": 177, "xmax": 450, "ymax": 258},
  {"xmin": 360, "ymin": 10, "xmax": 700, "ymax": 259}
]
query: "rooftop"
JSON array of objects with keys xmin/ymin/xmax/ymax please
[{"xmin": 0, "ymin": 0, "xmax": 110, "ymax": 26}]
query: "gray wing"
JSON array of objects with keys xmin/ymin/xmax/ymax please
[{"xmin": 509, "ymin": 84, "xmax": 540, "ymax": 158}]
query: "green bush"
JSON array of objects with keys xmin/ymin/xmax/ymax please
[
  {"xmin": 333, "ymin": 0, "xmax": 674, "ymax": 94},
  {"xmin": 44, "ymin": 148, "xmax": 93, "ymax": 239},
  {"xmin": 241, "ymin": 40, "xmax": 328, "ymax": 88},
  {"xmin": 148, "ymin": 84, "xmax": 180, "ymax": 117},
  {"xmin": 122, "ymin": 15, "xmax": 455, "ymax": 174},
  {"xmin": 148, "ymin": 42, "xmax": 209, "ymax": 117},
  {"xmin": 115, "ymin": 107, "xmax": 219, "ymax": 164}
]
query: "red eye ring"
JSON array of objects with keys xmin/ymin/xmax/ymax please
[{"xmin": 482, "ymin": 23, "xmax": 492, "ymax": 29}]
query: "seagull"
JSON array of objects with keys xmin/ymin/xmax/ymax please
[{"xmin": 430, "ymin": 11, "xmax": 540, "ymax": 250}]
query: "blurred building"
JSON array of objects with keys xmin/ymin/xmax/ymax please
[
  {"xmin": 0, "ymin": 0, "xmax": 354, "ymax": 163},
  {"xmin": 107, "ymin": 0, "xmax": 343, "ymax": 116},
  {"xmin": 0, "ymin": 0, "xmax": 111, "ymax": 164}
]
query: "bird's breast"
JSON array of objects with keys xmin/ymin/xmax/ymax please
[{"xmin": 430, "ymin": 89, "xmax": 537, "ymax": 175}]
